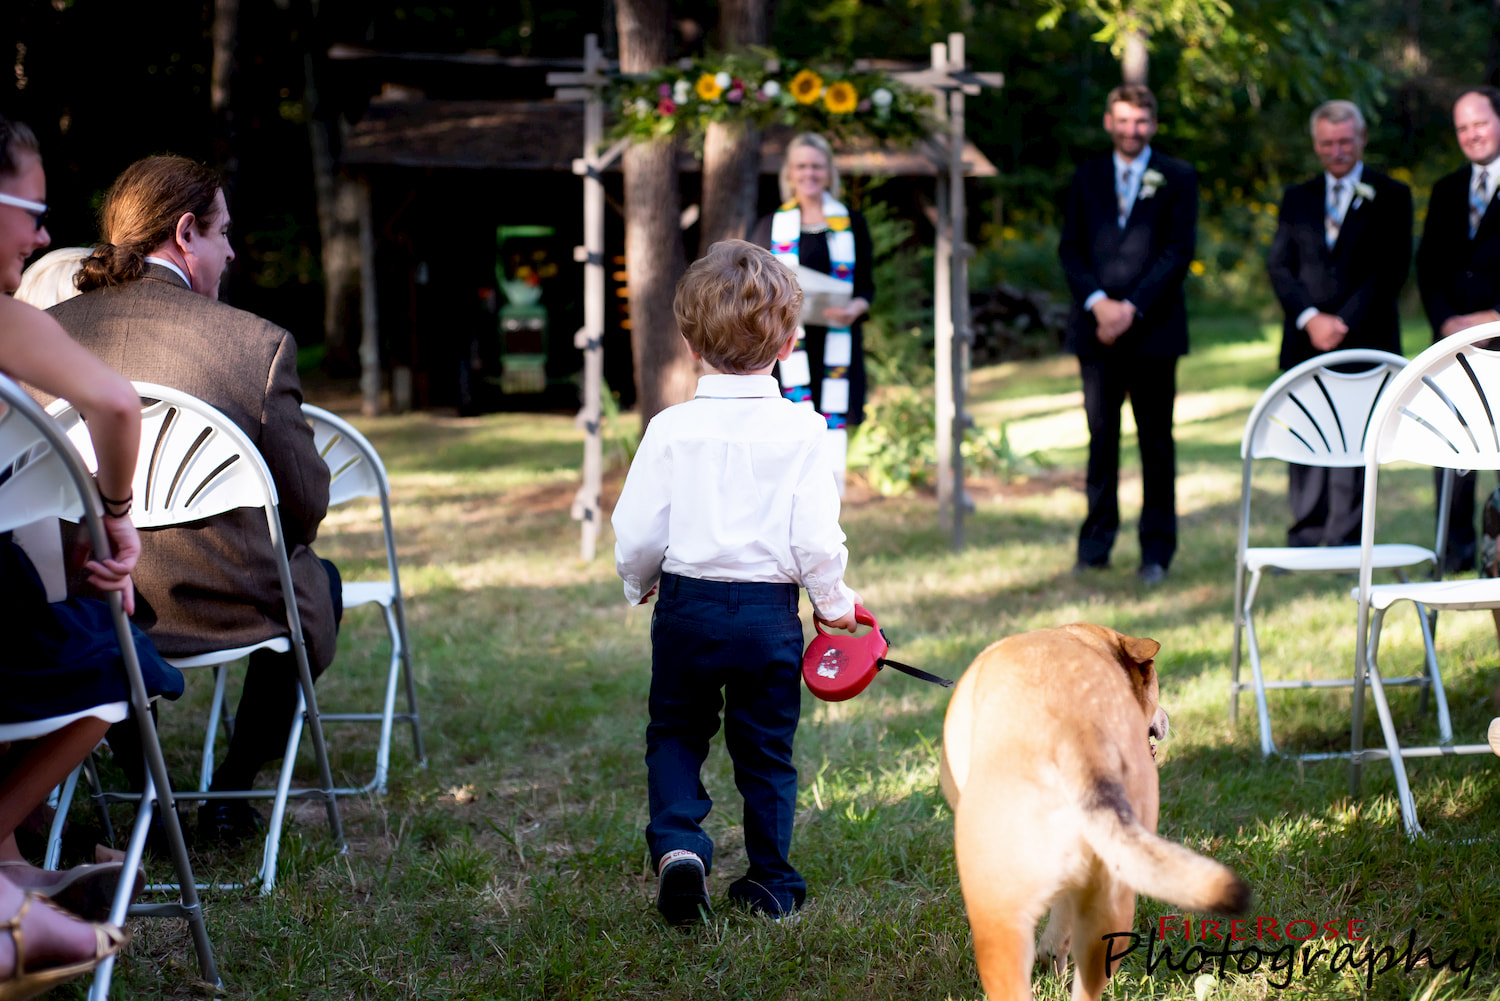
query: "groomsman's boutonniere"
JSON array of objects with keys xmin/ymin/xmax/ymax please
[
  {"xmin": 1139, "ymin": 169, "xmax": 1166, "ymax": 199},
  {"xmin": 1352, "ymin": 181, "xmax": 1376, "ymax": 208}
]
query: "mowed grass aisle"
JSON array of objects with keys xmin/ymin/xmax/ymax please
[{"xmin": 102, "ymin": 317, "xmax": 1500, "ymax": 1000}]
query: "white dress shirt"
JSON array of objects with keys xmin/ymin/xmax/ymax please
[
  {"xmin": 1084, "ymin": 147, "xmax": 1153, "ymax": 312},
  {"xmin": 613, "ymin": 373, "xmax": 858, "ymax": 620},
  {"xmin": 1296, "ymin": 162, "xmax": 1365, "ymax": 331}
]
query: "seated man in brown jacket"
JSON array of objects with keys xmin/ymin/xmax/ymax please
[{"xmin": 47, "ymin": 156, "xmax": 340, "ymax": 844}]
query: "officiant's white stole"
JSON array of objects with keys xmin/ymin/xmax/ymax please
[{"xmin": 770, "ymin": 192, "xmax": 856, "ymax": 474}]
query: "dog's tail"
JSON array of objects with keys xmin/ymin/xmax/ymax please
[{"xmin": 1079, "ymin": 779, "xmax": 1250, "ymax": 915}]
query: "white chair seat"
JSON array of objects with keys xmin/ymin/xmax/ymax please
[
  {"xmin": 1247, "ymin": 543, "xmax": 1434, "ymax": 573},
  {"xmin": 1354, "ymin": 577, "xmax": 1500, "ymax": 612},
  {"xmin": 164, "ymin": 636, "xmax": 290, "ymax": 669},
  {"xmin": 341, "ymin": 580, "xmax": 395, "ymax": 609},
  {"xmin": 0, "ymin": 703, "xmax": 129, "ymax": 742}
]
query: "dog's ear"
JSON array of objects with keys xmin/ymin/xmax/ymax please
[{"xmin": 1119, "ymin": 635, "xmax": 1160, "ymax": 678}]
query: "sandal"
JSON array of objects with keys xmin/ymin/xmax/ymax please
[
  {"xmin": 0, "ymin": 862, "xmax": 142, "ymax": 922},
  {"xmin": 0, "ymin": 892, "xmax": 127, "ymax": 1001}
]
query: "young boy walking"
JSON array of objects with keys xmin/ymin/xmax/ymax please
[{"xmin": 613, "ymin": 240, "xmax": 860, "ymax": 924}]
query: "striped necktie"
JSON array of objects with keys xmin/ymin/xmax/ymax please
[
  {"xmin": 1325, "ymin": 180, "xmax": 1345, "ymax": 248},
  {"xmin": 1117, "ymin": 166, "xmax": 1131, "ymax": 229},
  {"xmin": 1472, "ymin": 168, "xmax": 1492, "ymax": 239}
]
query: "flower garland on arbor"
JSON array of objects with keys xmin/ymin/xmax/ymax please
[{"xmin": 609, "ymin": 52, "xmax": 933, "ymax": 146}]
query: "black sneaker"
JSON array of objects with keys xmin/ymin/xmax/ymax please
[
  {"xmin": 656, "ymin": 849, "xmax": 710, "ymax": 925},
  {"xmin": 197, "ymin": 801, "xmax": 266, "ymax": 848}
]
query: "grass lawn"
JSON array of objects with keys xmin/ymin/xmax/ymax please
[{"xmin": 90, "ymin": 314, "xmax": 1500, "ymax": 1000}]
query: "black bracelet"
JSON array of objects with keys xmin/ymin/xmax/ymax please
[{"xmin": 98, "ymin": 488, "xmax": 133, "ymax": 507}]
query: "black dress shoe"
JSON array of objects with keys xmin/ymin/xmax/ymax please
[
  {"xmin": 197, "ymin": 801, "xmax": 266, "ymax": 848},
  {"xmin": 1071, "ymin": 560, "xmax": 1108, "ymax": 575},
  {"xmin": 1137, "ymin": 563, "xmax": 1168, "ymax": 586}
]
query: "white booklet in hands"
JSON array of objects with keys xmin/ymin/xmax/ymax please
[{"xmin": 793, "ymin": 265, "xmax": 853, "ymax": 327}]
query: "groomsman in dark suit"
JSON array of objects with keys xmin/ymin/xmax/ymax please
[
  {"xmin": 1059, "ymin": 84, "xmax": 1198, "ymax": 585},
  {"xmin": 1416, "ymin": 86, "xmax": 1500, "ymax": 572},
  {"xmin": 1266, "ymin": 100, "xmax": 1412, "ymax": 547}
]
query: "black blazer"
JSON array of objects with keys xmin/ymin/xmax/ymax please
[
  {"xmin": 1416, "ymin": 164, "xmax": 1500, "ymax": 339},
  {"xmin": 1266, "ymin": 167, "xmax": 1412, "ymax": 370},
  {"xmin": 1058, "ymin": 151, "xmax": 1199, "ymax": 358}
]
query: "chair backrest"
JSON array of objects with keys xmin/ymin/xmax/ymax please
[
  {"xmin": 48, "ymin": 382, "xmax": 278, "ymax": 528},
  {"xmin": 1241, "ymin": 349, "xmax": 1408, "ymax": 466},
  {"xmin": 0, "ymin": 372, "xmax": 91, "ymax": 533},
  {"xmin": 1366, "ymin": 323, "xmax": 1500, "ymax": 472},
  {"xmin": 302, "ymin": 404, "xmax": 390, "ymax": 507}
]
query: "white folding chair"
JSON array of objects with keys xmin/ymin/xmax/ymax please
[
  {"xmin": 1230, "ymin": 350, "xmax": 1438, "ymax": 757},
  {"xmin": 300, "ymin": 405, "xmax": 425, "ymax": 795},
  {"xmin": 0, "ymin": 373, "xmax": 220, "ymax": 997},
  {"xmin": 1351, "ymin": 323, "xmax": 1500, "ymax": 836},
  {"xmin": 49, "ymin": 383, "xmax": 345, "ymax": 892}
]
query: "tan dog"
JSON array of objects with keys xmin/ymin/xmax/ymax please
[{"xmin": 940, "ymin": 624, "xmax": 1249, "ymax": 1001}]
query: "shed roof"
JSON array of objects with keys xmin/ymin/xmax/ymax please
[{"xmin": 340, "ymin": 98, "xmax": 996, "ymax": 177}]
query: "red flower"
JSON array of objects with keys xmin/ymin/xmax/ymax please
[{"xmin": 657, "ymin": 98, "xmax": 677, "ymax": 115}]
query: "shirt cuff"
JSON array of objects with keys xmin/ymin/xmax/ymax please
[
  {"xmin": 1295, "ymin": 307, "xmax": 1319, "ymax": 331},
  {"xmin": 1084, "ymin": 290, "xmax": 1107, "ymax": 311}
]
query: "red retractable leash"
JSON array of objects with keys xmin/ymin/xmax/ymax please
[{"xmin": 801, "ymin": 605, "xmax": 955, "ymax": 702}]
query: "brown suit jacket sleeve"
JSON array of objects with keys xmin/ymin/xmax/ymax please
[{"xmin": 259, "ymin": 328, "xmax": 329, "ymax": 548}]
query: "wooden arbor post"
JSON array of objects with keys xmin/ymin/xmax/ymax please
[
  {"xmin": 893, "ymin": 33, "xmax": 1001, "ymax": 548},
  {"xmin": 550, "ymin": 36, "xmax": 630, "ymax": 560}
]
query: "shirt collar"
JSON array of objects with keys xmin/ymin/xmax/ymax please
[
  {"xmin": 143, "ymin": 256, "xmax": 191, "ymax": 288},
  {"xmin": 1113, "ymin": 147, "xmax": 1152, "ymax": 178},
  {"xmin": 694, "ymin": 373, "xmax": 782, "ymax": 399},
  {"xmin": 1326, "ymin": 162, "xmax": 1364, "ymax": 192}
]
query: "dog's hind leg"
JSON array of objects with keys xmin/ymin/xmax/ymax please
[
  {"xmin": 1036, "ymin": 898, "xmax": 1074, "ymax": 977},
  {"xmin": 1067, "ymin": 882, "xmax": 1136, "ymax": 1001}
]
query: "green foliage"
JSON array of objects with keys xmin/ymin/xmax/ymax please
[
  {"xmin": 859, "ymin": 195, "xmax": 933, "ymax": 389},
  {"xmin": 608, "ymin": 52, "xmax": 933, "ymax": 147},
  {"xmin": 848, "ymin": 387, "xmax": 936, "ymax": 495}
]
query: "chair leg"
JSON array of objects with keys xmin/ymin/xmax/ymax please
[
  {"xmin": 200, "ymin": 664, "xmax": 232, "ymax": 792},
  {"xmin": 260, "ymin": 688, "xmax": 308, "ymax": 895},
  {"xmin": 1350, "ymin": 606, "xmax": 1381, "ymax": 797},
  {"xmin": 83, "ymin": 754, "xmax": 114, "ymax": 849},
  {"xmin": 372, "ymin": 602, "xmax": 403, "ymax": 796},
  {"xmin": 393, "ymin": 596, "xmax": 426, "ymax": 769},
  {"xmin": 1365, "ymin": 656, "xmax": 1424, "ymax": 837},
  {"xmin": 1230, "ymin": 564, "xmax": 1245, "ymax": 725},
  {"xmin": 44, "ymin": 766, "xmax": 82, "ymax": 870},
  {"xmin": 1412, "ymin": 602, "xmax": 1453, "ymax": 745},
  {"xmin": 292, "ymin": 647, "xmax": 345, "ymax": 856},
  {"xmin": 1243, "ymin": 571, "xmax": 1278, "ymax": 758}
]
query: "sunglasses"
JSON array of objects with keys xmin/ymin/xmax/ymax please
[{"xmin": 0, "ymin": 192, "xmax": 48, "ymax": 232}]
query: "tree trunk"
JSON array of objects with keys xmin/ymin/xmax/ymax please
[
  {"xmin": 304, "ymin": 34, "xmax": 360, "ymax": 375},
  {"xmin": 618, "ymin": 0, "xmax": 695, "ymax": 426},
  {"xmin": 698, "ymin": 0, "xmax": 768, "ymax": 259},
  {"xmin": 1121, "ymin": 27, "xmax": 1148, "ymax": 86},
  {"xmin": 210, "ymin": 0, "xmax": 240, "ymax": 194}
]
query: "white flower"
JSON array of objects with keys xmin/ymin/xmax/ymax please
[
  {"xmin": 871, "ymin": 88, "xmax": 893, "ymax": 108},
  {"xmin": 673, "ymin": 79, "xmax": 691, "ymax": 103},
  {"xmin": 634, "ymin": 98, "xmax": 652, "ymax": 117},
  {"xmin": 1353, "ymin": 181, "xmax": 1376, "ymax": 203},
  {"xmin": 762, "ymin": 80, "xmax": 781, "ymax": 98},
  {"xmin": 714, "ymin": 71, "xmax": 732, "ymax": 89},
  {"xmin": 1139, "ymin": 168, "xmax": 1166, "ymax": 199}
]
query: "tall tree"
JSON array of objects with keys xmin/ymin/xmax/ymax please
[
  {"xmin": 697, "ymin": 0, "xmax": 769, "ymax": 258},
  {"xmin": 618, "ymin": 0, "xmax": 695, "ymax": 425}
]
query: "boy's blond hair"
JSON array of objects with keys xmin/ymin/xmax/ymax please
[{"xmin": 674, "ymin": 240, "xmax": 802, "ymax": 374}]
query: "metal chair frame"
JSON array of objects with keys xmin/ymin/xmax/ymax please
[
  {"xmin": 48, "ymin": 383, "xmax": 345, "ymax": 891},
  {"xmin": 1230, "ymin": 349, "xmax": 1439, "ymax": 757},
  {"xmin": 0, "ymin": 372, "xmax": 220, "ymax": 997},
  {"xmin": 1351, "ymin": 323, "xmax": 1500, "ymax": 836}
]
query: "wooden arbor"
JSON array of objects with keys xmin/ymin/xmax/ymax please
[{"xmin": 550, "ymin": 34, "xmax": 1000, "ymax": 559}]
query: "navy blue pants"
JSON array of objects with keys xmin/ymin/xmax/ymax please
[{"xmin": 645, "ymin": 573, "xmax": 806, "ymax": 914}]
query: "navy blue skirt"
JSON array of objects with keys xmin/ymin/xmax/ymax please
[{"xmin": 0, "ymin": 534, "xmax": 183, "ymax": 725}]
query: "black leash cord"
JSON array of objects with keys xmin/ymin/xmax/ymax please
[{"xmin": 877, "ymin": 658, "xmax": 955, "ymax": 688}]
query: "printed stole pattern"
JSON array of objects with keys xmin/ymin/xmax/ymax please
[{"xmin": 770, "ymin": 192, "xmax": 855, "ymax": 474}]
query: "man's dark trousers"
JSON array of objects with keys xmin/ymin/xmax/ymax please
[
  {"xmin": 645, "ymin": 573, "xmax": 806, "ymax": 915},
  {"xmin": 1077, "ymin": 353, "xmax": 1178, "ymax": 569}
]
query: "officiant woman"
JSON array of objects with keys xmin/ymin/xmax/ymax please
[{"xmin": 751, "ymin": 133, "xmax": 875, "ymax": 438}]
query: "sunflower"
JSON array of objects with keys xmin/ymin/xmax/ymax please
[
  {"xmin": 695, "ymin": 73, "xmax": 723, "ymax": 101},
  {"xmin": 823, "ymin": 80, "xmax": 858, "ymax": 114},
  {"xmin": 790, "ymin": 69, "xmax": 823, "ymax": 105}
]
